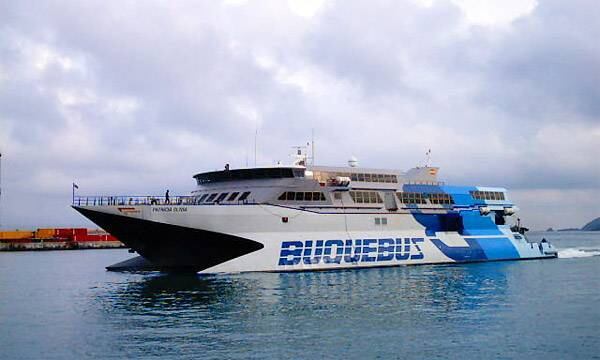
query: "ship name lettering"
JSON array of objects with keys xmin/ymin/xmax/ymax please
[
  {"xmin": 278, "ymin": 238, "xmax": 425, "ymax": 266},
  {"xmin": 152, "ymin": 207, "xmax": 188, "ymax": 212}
]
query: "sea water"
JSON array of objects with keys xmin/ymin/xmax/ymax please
[{"xmin": 0, "ymin": 231, "xmax": 599, "ymax": 359}]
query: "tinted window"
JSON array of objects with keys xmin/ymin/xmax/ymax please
[
  {"xmin": 194, "ymin": 167, "xmax": 298, "ymax": 184},
  {"xmin": 228, "ymin": 192, "xmax": 240, "ymax": 201},
  {"xmin": 238, "ymin": 192, "xmax": 251, "ymax": 201}
]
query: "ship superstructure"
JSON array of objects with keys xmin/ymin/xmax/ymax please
[{"xmin": 73, "ymin": 151, "xmax": 556, "ymax": 273}]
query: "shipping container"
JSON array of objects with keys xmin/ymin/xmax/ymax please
[
  {"xmin": 75, "ymin": 233, "xmax": 120, "ymax": 242},
  {"xmin": 0, "ymin": 231, "xmax": 35, "ymax": 240},
  {"xmin": 35, "ymin": 228, "xmax": 56, "ymax": 239},
  {"xmin": 107, "ymin": 235, "xmax": 118, "ymax": 242},
  {"xmin": 54, "ymin": 228, "xmax": 88, "ymax": 240},
  {"xmin": 74, "ymin": 228, "xmax": 87, "ymax": 236},
  {"xmin": 55, "ymin": 228, "xmax": 74, "ymax": 237}
]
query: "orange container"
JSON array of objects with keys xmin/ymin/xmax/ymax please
[
  {"xmin": 35, "ymin": 229, "xmax": 56, "ymax": 239},
  {"xmin": 0, "ymin": 231, "xmax": 35, "ymax": 240}
]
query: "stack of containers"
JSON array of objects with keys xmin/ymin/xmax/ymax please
[{"xmin": 0, "ymin": 228, "xmax": 119, "ymax": 243}]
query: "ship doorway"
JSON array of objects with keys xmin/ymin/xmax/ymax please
[
  {"xmin": 384, "ymin": 192, "xmax": 398, "ymax": 211},
  {"xmin": 494, "ymin": 211, "xmax": 506, "ymax": 225}
]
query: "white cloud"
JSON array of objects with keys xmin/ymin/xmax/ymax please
[
  {"xmin": 451, "ymin": 0, "xmax": 538, "ymax": 26},
  {"xmin": 0, "ymin": 0, "xmax": 598, "ymax": 230},
  {"xmin": 287, "ymin": 0, "xmax": 328, "ymax": 18}
]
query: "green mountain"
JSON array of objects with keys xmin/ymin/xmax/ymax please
[{"xmin": 582, "ymin": 217, "xmax": 600, "ymax": 231}]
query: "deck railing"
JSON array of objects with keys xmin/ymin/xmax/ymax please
[{"xmin": 72, "ymin": 195, "xmax": 196, "ymax": 207}]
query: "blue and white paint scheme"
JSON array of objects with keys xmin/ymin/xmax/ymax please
[{"xmin": 72, "ymin": 150, "xmax": 557, "ymax": 274}]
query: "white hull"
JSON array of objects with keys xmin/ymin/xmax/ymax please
[{"xmin": 74, "ymin": 204, "xmax": 557, "ymax": 274}]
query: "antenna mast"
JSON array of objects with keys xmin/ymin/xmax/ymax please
[
  {"xmin": 425, "ymin": 149, "xmax": 432, "ymax": 167},
  {"xmin": 311, "ymin": 129, "xmax": 315, "ymax": 166},
  {"xmin": 254, "ymin": 127, "xmax": 258, "ymax": 167},
  {"xmin": 0, "ymin": 152, "xmax": 3, "ymax": 228}
]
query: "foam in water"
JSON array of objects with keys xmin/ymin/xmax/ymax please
[{"xmin": 557, "ymin": 248, "xmax": 600, "ymax": 259}]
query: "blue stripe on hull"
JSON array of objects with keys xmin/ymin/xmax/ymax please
[
  {"xmin": 430, "ymin": 237, "xmax": 520, "ymax": 262},
  {"xmin": 430, "ymin": 238, "xmax": 487, "ymax": 262},
  {"xmin": 475, "ymin": 237, "xmax": 520, "ymax": 260}
]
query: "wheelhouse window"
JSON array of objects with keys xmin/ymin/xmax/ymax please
[
  {"xmin": 198, "ymin": 194, "xmax": 208, "ymax": 202},
  {"xmin": 206, "ymin": 193, "xmax": 218, "ymax": 202},
  {"xmin": 194, "ymin": 167, "xmax": 301, "ymax": 185},
  {"xmin": 228, "ymin": 192, "xmax": 239, "ymax": 201}
]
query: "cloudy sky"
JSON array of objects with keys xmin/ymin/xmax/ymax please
[{"xmin": 0, "ymin": 0, "xmax": 598, "ymax": 230}]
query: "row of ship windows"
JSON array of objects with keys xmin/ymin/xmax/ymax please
[
  {"xmin": 470, "ymin": 191, "xmax": 506, "ymax": 201},
  {"xmin": 194, "ymin": 189, "xmax": 502, "ymax": 205},
  {"xmin": 278, "ymin": 191, "xmax": 327, "ymax": 201},
  {"xmin": 393, "ymin": 191, "xmax": 454, "ymax": 204},
  {"xmin": 313, "ymin": 171, "xmax": 398, "ymax": 183},
  {"xmin": 349, "ymin": 191, "xmax": 384, "ymax": 204},
  {"xmin": 348, "ymin": 191, "xmax": 454, "ymax": 205},
  {"xmin": 196, "ymin": 191, "xmax": 251, "ymax": 203}
]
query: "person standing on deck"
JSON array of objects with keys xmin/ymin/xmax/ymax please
[{"xmin": 165, "ymin": 189, "xmax": 170, "ymax": 204}]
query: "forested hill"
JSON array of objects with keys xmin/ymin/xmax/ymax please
[{"xmin": 582, "ymin": 218, "xmax": 600, "ymax": 231}]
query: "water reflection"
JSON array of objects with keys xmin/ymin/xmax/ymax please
[
  {"xmin": 88, "ymin": 263, "xmax": 514, "ymax": 358},
  {"xmin": 98, "ymin": 262, "xmax": 512, "ymax": 321}
]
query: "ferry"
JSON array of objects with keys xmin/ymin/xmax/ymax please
[{"xmin": 72, "ymin": 150, "xmax": 557, "ymax": 273}]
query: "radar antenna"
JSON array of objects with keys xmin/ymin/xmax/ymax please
[{"xmin": 424, "ymin": 148, "xmax": 432, "ymax": 167}]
